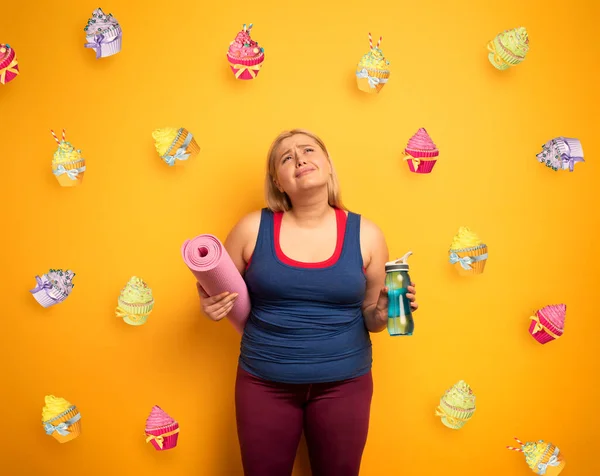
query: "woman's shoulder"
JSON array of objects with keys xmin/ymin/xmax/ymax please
[{"xmin": 230, "ymin": 209, "xmax": 264, "ymax": 238}]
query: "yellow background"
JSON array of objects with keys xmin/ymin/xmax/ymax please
[{"xmin": 2, "ymin": 0, "xmax": 598, "ymax": 474}]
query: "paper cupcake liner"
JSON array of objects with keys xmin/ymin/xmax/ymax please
[
  {"xmin": 438, "ymin": 400, "xmax": 475, "ymax": 429},
  {"xmin": 531, "ymin": 444, "xmax": 566, "ymax": 475},
  {"xmin": 117, "ymin": 298, "xmax": 154, "ymax": 326},
  {"xmin": 407, "ymin": 158, "xmax": 437, "ymax": 174},
  {"xmin": 529, "ymin": 310, "xmax": 564, "ymax": 344},
  {"xmin": 52, "ymin": 159, "xmax": 86, "ymax": 187},
  {"xmin": 355, "ymin": 67, "xmax": 390, "ymax": 94},
  {"xmin": 145, "ymin": 422, "xmax": 179, "ymax": 451},
  {"xmin": 404, "ymin": 148, "xmax": 439, "ymax": 159},
  {"xmin": 162, "ymin": 129, "xmax": 200, "ymax": 165},
  {"xmin": 86, "ymin": 26, "xmax": 122, "ymax": 59},
  {"xmin": 31, "ymin": 288, "xmax": 68, "ymax": 308},
  {"xmin": 227, "ymin": 53, "xmax": 264, "ymax": 80},
  {"xmin": 0, "ymin": 48, "xmax": 19, "ymax": 85},
  {"xmin": 43, "ymin": 406, "xmax": 82, "ymax": 443},
  {"xmin": 449, "ymin": 244, "xmax": 488, "ymax": 276}
]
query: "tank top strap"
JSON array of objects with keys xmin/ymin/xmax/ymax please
[
  {"xmin": 255, "ymin": 208, "xmax": 274, "ymax": 255},
  {"xmin": 342, "ymin": 211, "xmax": 364, "ymax": 269}
]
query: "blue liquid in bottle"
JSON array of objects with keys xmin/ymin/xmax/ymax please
[{"xmin": 385, "ymin": 251, "xmax": 414, "ymax": 336}]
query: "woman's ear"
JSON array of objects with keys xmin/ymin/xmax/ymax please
[{"xmin": 273, "ymin": 177, "xmax": 283, "ymax": 193}]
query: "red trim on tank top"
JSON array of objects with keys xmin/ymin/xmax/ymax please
[{"xmin": 273, "ymin": 208, "xmax": 346, "ymax": 268}]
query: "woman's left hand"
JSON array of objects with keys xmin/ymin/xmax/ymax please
[{"xmin": 374, "ymin": 282, "xmax": 418, "ymax": 323}]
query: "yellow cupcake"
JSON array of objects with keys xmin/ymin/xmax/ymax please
[
  {"xmin": 42, "ymin": 395, "xmax": 82, "ymax": 443},
  {"xmin": 116, "ymin": 276, "xmax": 154, "ymax": 326},
  {"xmin": 448, "ymin": 227, "xmax": 488, "ymax": 276},
  {"xmin": 152, "ymin": 127, "xmax": 200, "ymax": 166}
]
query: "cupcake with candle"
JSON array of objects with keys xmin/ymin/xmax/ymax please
[
  {"xmin": 403, "ymin": 128, "xmax": 439, "ymax": 173},
  {"xmin": 435, "ymin": 380, "xmax": 476, "ymax": 430},
  {"xmin": 529, "ymin": 304, "xmax": 566, "ymax": 344},
  {"xmin": 152, "ymin": 127, "xmax": 200, "ymax": 166},
  {"xmin": 145, "ymin": 405, "xmax": 180, "ymax": 451},
  {"xmin": 487, "ymin": 27, "xmax": 529, "ymax": 70},
  {"xmin": 507, "ymin": 438, "xmax": 566, "ymax": 475},
  {"xmin": 355, "ymin": 33, "xmax": 390, "ymax": 94},
  {"xmin": 30, "ymin": 269, "xmax": 75, "ymax": 308},
  {"xmin": 42, "ymin": 395, "xmax": 82, "ymax": 443},
  {"xmin": 51, "ymin": 130, "xmax": 86, "ymax": 187},
  {"xmin": 0, "ymin": 43, "xmax": 19, "ymax": 85},
  {"xmin": 116, "ymin": 276, "xmax": 154, "ymax": 326},
  {"xmin": 227, "ymin": 23, "xmax": 264, "ymax": 80},
  {"xmin": 536, "ymin": 137, "xmax": 584, "ymax": 172},
  {"xmin": 84, "ymin": 8, "xmax": 122, "ymax": 59},
  {"xmin": 448, "ymin": 227, "xmax": 488, "ymax": 276}
]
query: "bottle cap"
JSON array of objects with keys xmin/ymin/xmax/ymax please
[{"xmin": 385, "ymin": 251, "xmax": 412, "ymax": 272}]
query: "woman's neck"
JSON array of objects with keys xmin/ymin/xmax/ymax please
[{"xmin": 286, "ymin": 197, "xmax": 334, "ymax": 228}]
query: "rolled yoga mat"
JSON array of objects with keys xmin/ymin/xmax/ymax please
[{"xmin": 181, "ymin": 234, "xmax": 251, "ymax": 334}]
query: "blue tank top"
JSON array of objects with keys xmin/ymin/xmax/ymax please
[{"xmin": 239, "ymin": 207, "xmax": 373, "ymax": 384}]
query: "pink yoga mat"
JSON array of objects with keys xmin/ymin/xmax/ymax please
[{"xmin": 181, "ymin": 234, "xmax": 251, "ymax": 334}]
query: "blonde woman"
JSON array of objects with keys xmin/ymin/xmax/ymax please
[{"xmin": 197, "ymin": 129, "xmax": 418, "ymax": 476}]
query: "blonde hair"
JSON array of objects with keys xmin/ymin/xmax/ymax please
[{"xmin": 264, "ymin": 129, "xmax": 346, "ymax": 212}]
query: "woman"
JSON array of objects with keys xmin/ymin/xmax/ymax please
[{"xmin": 197, "ymin": 129, "xmax": 418, "ymax": 476}]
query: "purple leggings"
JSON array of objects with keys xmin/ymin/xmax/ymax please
[{"xmin": 235, "ymin": 365, "xmax": 373, "ymax": 476}]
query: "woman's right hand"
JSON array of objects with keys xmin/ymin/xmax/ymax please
[{"xmin": 196, "ymin": 282, "xmax": 238, "ymax": 322}]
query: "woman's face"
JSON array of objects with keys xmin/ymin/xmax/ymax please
[{"xmin": 273, "ymin": 134, "xmax": 331, "ymax": 195}]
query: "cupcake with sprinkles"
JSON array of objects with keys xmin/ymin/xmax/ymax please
[
  {"xmin": 507, "ymin": 437, "xmax": 566, "ymax": 475},
  {"xmin": 355, "ymin": 33, "xmax": 390, "ymax": 94},
  {"xmin": 536, "ymin": 137, "xmax": 584, "ymax": 172},
  {"xmin": 50, "ymin": 129, "xmax": 86, "ymax": 187},
  {"xmin": 116, "ymin": 276, "xmax": 154, "ymax": 326},
  {"xmin": 227, "ymin": 23, "xmax": 265, "ymax": 80},
  {"xmin": 0, "ymin": 43, "xmax": 19, "ymax": 85},
  {"xmin": 84, "ymin": 8, "xmax": 122, "ymax": 59},
  {"xmin": 30, "ymin": 269, "xmax": 76, "ymax": 308}
]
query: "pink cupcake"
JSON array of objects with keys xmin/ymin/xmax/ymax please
[
  {"xmin": 227, "ymin": 23, "xmax": 264, "ymax": 80},
  {"xmin": 0, "ymin": 44, "xmax": 19, "ymax": 85},
  {"xmin": 529, "ymin": 304, "xmax": 566, "ymax": 344},
  {"xmin": 145, "ymin": 406, "xmax": 179, "ymax": 451},
  {"xmin": 403, "ymin": 128, "xmax": 439, "ymax": 174}
]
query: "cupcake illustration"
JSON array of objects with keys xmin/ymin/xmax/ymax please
[
  {"xmin": 507, "ymin": 437, "xmax": 566, "ymax": 475},
  {"xmin": 84, "ymin": 8, "xmax": 122, "ymax": 59},
  {"xmin": 487, "ymin": 27, "xmax": 529, "ymax": 70},
  {"xmin": 145, "ymin": 405, "xmax": 180, "ymax": 451},
  {"xmin": 0, "ymin": 43, "xmax": 19, "ymax": 85},
  {"xmin": 30, "ymin": 269, "xmax": 75, "ymax": 308},
  {"xmin": 448, "ymin": 227, "xmax": 488, "ymax": 276},
  {"xmin": 435, "ymin": 380, "xmax": 476, "ymax": 430},
  {"xmin": 50, "ymin": 130, "xmax": 86, "ymax": 187},
  {"xmin": 42, "ymin": 395, "xmax": 82, "ymax": 443},
  {"xmin": 536, "ymin": 137, "xmax": 584, "ymax": 172},
  {"xmin": 227, "ymin": 23, "xmax": 264, "ymax": 80},
  {"xmin": 403, "ymin": 128, "xmax": 439, "ymax": 173},
  {"xmin": 116, "ymin": 276, "xmax": 154, "ymax": 326},
  {"xmin": 152, "ymin": 127, "xmax": 200, "ymax": 166},
  {"xmin": 529, "ymin": 304, "xmax": 566, "ymax": 344},
  {"xmin": 355, "ymin": 33, "xmax": 390, "ymax": 94}
]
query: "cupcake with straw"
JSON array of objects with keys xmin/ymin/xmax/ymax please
[
  {"xmin": 152, "ymin": 127, "xmax": 200, "ymax": 167},
  {"xmin": 507, "ymin": 437, "xmax": 566, "ymax": 475},
  {"xmin": 227, "ymin": 23, "xmax": 264, "ymax": 80},
  {"xmin": 487, "ymin": 27, "xmax": 529, "ymax": 70},
  {"xmin": 145, "ymin": 405, "xmax": 180, "ymax": 451},
  {"xmin": 536, "ymin": 137, "xmax": 584, "ymax": 172},
  {"xmin": 529, "ymin": 304, "xmax": 566, "ymax": 345},
  {"xmin": 435, "ymin": 380, "xmax": 476, "ymax": 429},
  {"xmin": 84, "ymin": 8, "xmax": 122, "ymax": 59},
  {"xmin": 42, "ymin": 395, "xmax": 82, "ymax": 443},
  {"xmin": 448, "ymin": 227, "xmax": 488, "ymax": 276},
  {"xmin": 51, "ymin": 130, "xmax": 86, "ymax": 187},
  {"xmin": 403, "ymin": 128, "xmax": 439, "ymax": 173},
  {"xmin": 0, "ymin": 43, "xmax": 19, "ymax": 85},
  {"xmin": 356, "ymin": 33, "xmax": 390, "ymax": 94},
  {"xmin": 116, "ymin": 276, "xmax": 154, "ymax": 326},
  {"xmin": 30, "ymin": 269, "xmax": 75, "ymax": 308}
]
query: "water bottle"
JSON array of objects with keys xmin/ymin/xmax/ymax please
[{"xmin": 385, "ymin": 251, "xmax": 414, "ymax": 336}]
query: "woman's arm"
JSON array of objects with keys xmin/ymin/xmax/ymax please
[
  {"xmin": 224, "ymin": 210, "xmax": 262, "ymax": 276},
  {"xmin": 360, "ymin": 218, "xmax": 390, "ymax": 333}
]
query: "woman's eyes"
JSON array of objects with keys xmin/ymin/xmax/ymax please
[
  {"xmin": 283, "ymin": 149, "xmax": 314, "ymax": 162},
  {"xmin": 305, "ymin": 148, "xmax": 314, "ymax": 153}
]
